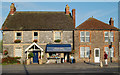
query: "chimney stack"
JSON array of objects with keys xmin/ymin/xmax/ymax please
[
  {"xmin": 65, "ymin": 4, "xmax": 70, "ymax": 15},
  {"xmin": 72, "ymin": 9, "xmax": 75, "ymax": 28},
  {"xmin": 10, "ymin": 3, "xmax": 16, "ymax": 15},
  {"xmin": 109, "ymin": 17, "xmax": 114, "ymax": 26}
]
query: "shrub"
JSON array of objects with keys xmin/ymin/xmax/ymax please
[
  {"xmin": 2, "ymin": 56, "xmax": 21, "ymax": 64},
  {"xmin": 14, "ymin": 57, "xmax": 21, "ymax": 59},
  {"xmin": 28, "ymin": 53, "xmax": 34, "ymax": 58},
  {"xmin": 42, "ymin": 55, "xmax": 44, "ymax": 58},
  {"xmin": 14, "ymin": 39, "xmax": 21, "ymax": 43},
  {"xmin": 54, "ymin": 39, "xmax": 61, "ymax": 42},
  {"xmin": 33, "ymin": 39, "xmax": 37, "ymax": 42},
  {"xmin": 3, "ymin": 50, "xmax": 8, "ymax": 55}
]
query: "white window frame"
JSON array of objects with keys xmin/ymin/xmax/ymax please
[
  {"xmin": 14, "ymin": 46, "xmax": 22, "ymax": 57},
  {"xmin": 104, "ymin": 31, "xmax": 114, "ymax": 42},
  {"xmin": 15, "ymin": 32, "xmax": 22, "ymax": 40},
  {"xmin": 80, "ymin": 47, "xmax": 90, "ymax": 58},
  {"xmin": 33, "ymin": 32, "xmax": 38, "ymax": 40},
  {"xmin": 80, "ymin": 31, "xmax": 90, "ymax": 42},
  {"xmin": 54, "ymin": 31, "xmax": 61, "ymax": 41},
  {"xmin": 104, "ymin": 47, "xmax": 114, "ymax": 57}
]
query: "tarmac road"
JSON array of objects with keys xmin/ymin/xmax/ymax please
[{"xmin": 2, "ymin": 62, "xmax": 120, "ymax": 75}]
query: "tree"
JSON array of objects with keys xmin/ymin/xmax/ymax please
[{"xmin": 0, "ymin": 40, "xmax": 3, "ymax": 53}]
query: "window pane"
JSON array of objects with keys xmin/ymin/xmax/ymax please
[
  {"xmin": 110, "ymin": 47, "xmax": 114, "ymax": 57},
  {"xmin": 110, "ymin": 32, "xmax": 113, "ymax": 37},
  {"xmin": 104, "ymin": 32, "xmax": 108, "ymax": 37},
  {"xmin": 85, "ymin": 47, "xmax": 90, "ymax": 58},
  {"xmin": 95, "ymin": 50, "xmax": 99, "ymax": 57},
  {"xmin": 86, "ymin": 32, "xmax": 90, "ymax": 37},
  {"xmin": 80, "ymin": 47, "xmax": 85, "ymax": 58},
  {"xmin": 16, "ymin": 32, "xmax": 22, "ymax": 40},
  {"xmin": 80, "ymin": 32, "xmax": 85, "ymax": 37},
  {"xmin": 55, "ymin": 32, "xmax": 61, "ymax": 40},
  {"xmin": 17, "ymin": 32, "xmax": 21, "ymax": 36},
  {"xmin": 34, "ymin": 36, "xmax": 38, "ymax": 40},
  {"xmin": 15, "ymin": 47, "xmax": 22, "ymax": 57},
  {"xmin": 86, "ymin": 37, "xmax": 90, "ymax": 42},
  {"xmin": 105, "ymin": 47, "xmax": 109, "ymax": 55},
  {"xmin": 105, "ymin": 37, "xmax": 109, "ymax": 42},
  {"xmin": 110, "ymin": 37, "xmax": 113, "ymax": 42},
  {"xmin": 80, "ymin": 37, "xmax": 85, "ymax": 42},
  {"xmin": 34, "ymin": 32, "xmax": 38, "ymax": 36}
]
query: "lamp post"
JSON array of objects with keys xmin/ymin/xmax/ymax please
[{"xmin": 108, "ymin": 30, "xmax": 112, "ymax": 63}]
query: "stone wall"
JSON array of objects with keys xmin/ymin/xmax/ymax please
[{"xmin": 74, "ymin": 30, "xmax": 119, "ymax": 63}]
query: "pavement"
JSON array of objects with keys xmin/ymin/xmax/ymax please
[{"xmin": 2, "ymin": 62, "xmax": 120, "ymax": 74}]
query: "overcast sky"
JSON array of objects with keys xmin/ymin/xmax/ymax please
[{"xmin": 0, "ymin": 1, "xmax": 119, "ymax": 40}]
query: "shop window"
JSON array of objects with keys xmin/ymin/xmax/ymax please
[
  {"xmin": 80, "ymin": 31, "xmax": 90, "ymax": 42},
  {"xmin": 15, "ymin": 47, "xmax": 22, "ymax": 57},
  {"xmin": 104, "ymin": 32, "xmax": 114, "ymax": 42},
  {"xmin": 49, "ymin": 53, "xmax": 61, "ymax": 57},
  {"xmin": 80, "ymin": 47, "xmax": 90, "ymax": 58}
]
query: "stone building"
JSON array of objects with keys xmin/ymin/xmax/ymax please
[
  {"xmin": 1, "ymin": 3, "xmax": 75, "ymax": 64},
  {"xmin": 74, "ymin": 17, "xmax": 119, "ymax": 63}
]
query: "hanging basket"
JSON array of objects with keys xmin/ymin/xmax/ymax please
[{"xmin": 3, "ymin": 50, "xmax": 8, "ymax": 55}]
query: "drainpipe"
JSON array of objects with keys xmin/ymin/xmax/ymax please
[{"xmin": 109, "ymin": 29, "xmax": 112, "ymax": 63}]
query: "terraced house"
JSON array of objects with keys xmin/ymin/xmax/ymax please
[
  {"xmin": 74, "ymin": 17, "xmax": 119, "ymax": 63},
  {"xmin": 2, "ymin": 3, "xmax": 75, "ymax": 64}
]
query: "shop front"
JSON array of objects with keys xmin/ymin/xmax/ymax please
[{"xmin": 46, "ymin": 44, "xmax": 71, "ymax": 64}]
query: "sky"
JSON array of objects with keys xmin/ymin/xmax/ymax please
[{"xmin": 0, "ymin": 1, "xmax": 119, "ymax": 40}]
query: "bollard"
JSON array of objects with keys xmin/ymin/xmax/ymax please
[{"xmin": 100, "ymin": 61, "xmax": 103, "ymax": 67}]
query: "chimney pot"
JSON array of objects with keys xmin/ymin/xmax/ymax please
[
  {"xmin": 65, "ymin": 4, "xmax": 70, "ymax": 15},
  {"xmin": 10, "ymin": 3, "xmax": 16, "ymax": 15}
]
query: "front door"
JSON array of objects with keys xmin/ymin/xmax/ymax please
[
  {"xmin": 94, "ymin": 48, "xmax": 100, "ymax": 63},
  {"xmin": 33, "ymin": 51, "xmax": 38, "ymax": 63}
]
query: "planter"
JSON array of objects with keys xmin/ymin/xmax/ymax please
[
  {"xmin": 14, "ymin": 39, "xmax": 21, "ymax": 43},
  {"xmin": 26, "ymin": 59, "xmax": 30, "ymax": 65},
  {"xmin": 54, "ymin": 39, "xmax": 61, "ymax": 43},
  {"xmin": 33, "ymin": 39, "xmax": 37, "ymax": 42},
  {"xmin": 39, "ymin": 59, "xmax": 42, "ymax": 64}
]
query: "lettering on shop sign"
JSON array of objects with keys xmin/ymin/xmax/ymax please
[{"xmin": 47, "ymin": 47, "xmax": 71, "ymax": 52}]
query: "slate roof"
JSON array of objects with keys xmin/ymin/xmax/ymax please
[
  {"xmin": 2, "ymin": 11, "xmax": 74, "ymax": 30},
  {"xmin": 76, "ymin": 17, "xmax": 119, "ymax": 30}
]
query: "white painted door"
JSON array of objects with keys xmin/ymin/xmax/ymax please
[{"xmin": 94, "ymin": 48, "xmax": 100, "ymax": 63}]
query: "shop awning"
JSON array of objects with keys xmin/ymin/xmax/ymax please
[{"xmin": 46, "ymin": 44, "xmax": 71, "ymax": 52}]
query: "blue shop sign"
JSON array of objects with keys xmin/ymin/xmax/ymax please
[{"xmin": 46, "ymin": 44, "xmax": 71, "ymax": 52}]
